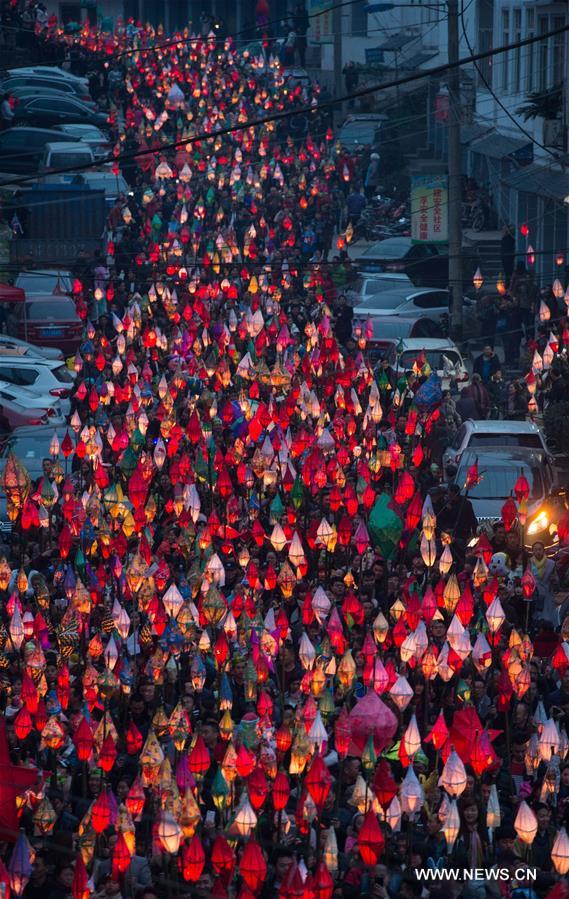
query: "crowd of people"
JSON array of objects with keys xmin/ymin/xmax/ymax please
[{"xmin": 0, "ymin": 9, "xmax": 569, "ymax": 899}]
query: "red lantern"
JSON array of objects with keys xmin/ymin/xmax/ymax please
[
  {"xmin": 514, "ymin": 474, "xmax": 530, "ymax": 503},
  {"xmin": 180, "ymin": 835, "xmax": 205, "ymax": 882},
  {"xmin": 72, "ymin": 855, "xmax": 89, "ymax": 899},
  {"xmin": 188, "ymin": 736, "xmax": 210, "ymax": 780},
  {"xmin": 248, "ymin": 766, "xmax": 269, "ymax": 810},
  {"xmin": 372, "ymin": 758, "xmax": 398, "ymax": 808},
  {"xmin": 521, "ymin": 566, "xmax": 537, "ymax": 599},
  {"xmin": 335, "ymin": 707, "xmax": 351, "ymax": 760},
  {"xmin": 126, "ymin": 721, "xmax": 143, "ymax": 755},
  {"xmin": 111, "ymin": 832, "xmax": 131, "ymax": 879},
  {"xmin": 358, "ymin": 809, "xmax": 385, "ymax": 865},
  {"xmin": 304, "ymin": 755, "xmax": 331, "ymax": 812},
  {"xmin": 13, "ymin": 708, "xmax": 32, "ymax": 742},
  {"xmin": 275, "ymin": 725, "xmax": 293, "ymax": 754},
  {"xmin": 211, "ymin": 834, "xmax": 236, "ymax": 881},
  {"xmin": 240, "ymin": 839, "xmax": 267, "ymax": 893},
  {"xmin": 98, "ymin": 733, "xmax": 117, "ymax": 773},
  {"xmin": 272, "ymin": 772, "xmax": 290, "ymax": 812},
  {"xmin": 73, "ymin": 717, "xmax": 94, "ymax": 763},
  {"xmin": 90, "ymin": 790, "xmax": 111, "ymax": 834},
  {"xmin": 501, "ymin": 497, "xmax": 518, "ymax": 532},
  {"xmin": 312, "ymin": 861, "xmax": 334, "ymax": 899},
  {"xmin": 235, "ymin": 745, "xmax": 256, "ymax": 779}
]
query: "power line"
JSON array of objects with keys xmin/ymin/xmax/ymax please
[{"xmin": 2, "ymin": 22, "xmax": 569, "ymax": 191}]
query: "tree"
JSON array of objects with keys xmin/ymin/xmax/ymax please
[{"xmin": 516, "ymin": 84, "xmax": 563, "ymax": 121}]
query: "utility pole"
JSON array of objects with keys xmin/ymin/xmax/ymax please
[
  {"xmin": 333, "ymin": 0, "xmax": 343, "ymax": 123},
  {"xmin": 447, "ymin": 0, "xmax": 463, "ymax": 341}
]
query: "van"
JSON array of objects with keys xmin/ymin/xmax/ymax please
[
  {"xmin": 40, "ymin": 142, "xmax": 95, "ymax": 174},
  {"xmin": 51, "ymin": 170, "xmax": 130, "ymax": 207}
]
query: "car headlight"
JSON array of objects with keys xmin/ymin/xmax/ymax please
[{"xmin": 527, "ymin": 511, "xmax": 549, "ymax": 535}]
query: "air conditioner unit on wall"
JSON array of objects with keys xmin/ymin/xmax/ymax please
[{"xmin": 543, "ymin": 118, "xmax": 566, "ymax": 150}]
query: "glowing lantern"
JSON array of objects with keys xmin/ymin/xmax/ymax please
[
  {"xmin": 157, "ymin": 811, "xmax": 182, "ymax": 854},
  {"xmin": 514, "ymin": 801, "xmax": 538, "ymax": 845},
  {"xmin": 179, "ymin": 836, "xmax": 205, "ymax": 882},
  {"xmin": 552, "ymin": 828, "xmax": 569, "ymax": 875},
  {"xmin": 439, "ymin": 749, "xmax": 467, "ymax": 797},
  {"xmin": 358, "ymin": 809, "xmax": 384, "ymax": 865}
]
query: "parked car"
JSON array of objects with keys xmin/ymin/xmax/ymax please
[
  {"xmin": 6, "ymin": 85, "xmax": 97, "ymax": 112},
  {"xmin": 2, "ymin": 75, "xmax": 94, "ymax": 105},
  {"xmin": 353, "ymin": 314, "xmax": 444, "ymax": 364},
  {"xmin": 14, "ymin": 295, "xmax": 82, "ymax": 356},
  {"xmin": 0, "ymin": 424, "xmax": 70, "ymax": 536},
  {"xmin": 454, "ymin": 449, "xmax": 562, "ymax": 549},
  {"xmin": 356, "ymin": 237, "xmax": 450, "ymax": 285},
  {"xmin": 0, "ymin": 381, "xmax": 65, "ymax": 431},
  {"xmin": 49, "ymin": 170, "xmax": 130, "ymax": 207},
  {"xmin": 443, "ymin": 420, "xmax": 551, "ymax": 471},
  {"xmin": 0, "ymin": 334, "xmax": 63, "ymax": 361},
  {"xmin": 356, "ymin": 287, "xmax": 476, "ymax": 330},
  {"xmin": 0, "ymin": 357, "xmax": 74, "ymax": 415},
  {"xmin": 15, "ymin": 270, "xmax": 73, "ymax": 297},
  {"xmin": 54, "ymin": 124, "xmax": 111, "ymax": 160},
  {"xmin": 8, "ymin": 67, "xmax": 90, "ymax": 94},
  {"xmin": 39, "ymin": 141, "xmax": 95, "ymax": 174},
  {"xmin": 12, "ymin": 95, "xmax": 107, "ymax": 128},
  {"xmin": 391, "ymin": 338, "xmax": 469, "ymax": 390},
  {"xmin": 351, "ymin": 273, "xmax": 414, "ymax": 305},
  {"xmin": 338, "ymin": 115, "xmax": 387, "ymax": 153},
  {"xmin": 0, "ymin": 127, "xmax": 77, "ymax": 175}
]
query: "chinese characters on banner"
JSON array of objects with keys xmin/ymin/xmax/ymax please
[
  {"xmin": 309, "ymin": 0, "xmax": 332, "ymax": 39},
  {"xmin": 411, "ymin": 174, "xmax": 449, "ymax": 244}
]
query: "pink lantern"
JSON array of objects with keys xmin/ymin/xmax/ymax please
[{"xmin": 348, "ymin": 692, "xmax": 398, "ymax": 756}]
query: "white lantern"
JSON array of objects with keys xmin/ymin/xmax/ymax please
[
  {"xmin": 157, "ymin": 811, "xmax": 182, "ymax": 854},
  {"xmin": 439, "ymin": 749, "xmax": 467, "ymax": 797},
  {"xmin": 443, "ymin": 799, "xmax": 460, "ymax": 849},
  {"xmin": 400, "ymin": 765, "xmax": 424, "ymax": 816},
  {"xmin": 486, "ymin": 784, "xmax": 501, "ymax": 829},
  {"xmin": 403, "ymin": 714, "xmax": 422, "ymax": 758},
  {"xmin": 514, "ymin": 801, "xmax": 538, "ymax": 845},
  {"xmin": 552, "ymin": 827, "xmax": 569, "ymax": 875}
]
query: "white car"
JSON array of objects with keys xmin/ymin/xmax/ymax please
[
  {"xmin": 0, "ymin": 334, "xmax": 63, "ymax": 360},
  {"xmin": 392, "ymin": 338, "xmax": 470, "ymax": 390},
  {"xmin": 0, "ymin": 381, "xmax": 65, "ymax": 425},
  {"xmin": 54, "ymin": 124, "xmax": 111, "ymax": 160},
  {"xmin": 40, "ymin": 141, "xmax": 95, "ymax": 173},
  {"xmin": 0, "ymin": 358, "xmax": 74, "ymax": 415},
  {"xmin": 442, "ymin": 420, "xmax": 551, "ymax": 471},
  {"xmin": 357, "ymin": 287, "xmax": 477, "ymax": 333},
  {"xmin": 350, "ymin": 273, "xmax": 414, "ymax": 306},
  {"xmin": 15, "ymin": 270, "xmax": 73, "ymax": 297}
]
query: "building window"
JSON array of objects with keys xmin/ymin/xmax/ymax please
[
  {"xmin": 538, "ymin": 16, "xmax": 549, "ymax": 91},
  {"xmin": 351, "ymin": 0, "xmax": 367, "ymax": 36},
  {"xmin": 501, "ymin": 9, "xmax": 509, "ymax": 92},
  {"xmin": 553, "ymin": 15, "xmax": 565, "ymax": 85},
  {"xmin": 513, "ymin": 9, "xmax": 521, "ymax": 94},
  {"xmin": 526, "ymin": 8, "xmax": 535, "ymax": 91}
]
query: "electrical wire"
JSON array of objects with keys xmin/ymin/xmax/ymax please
[{"xmin": 2, "ymin": 22, "xmax": 569, "ymax": 191}]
